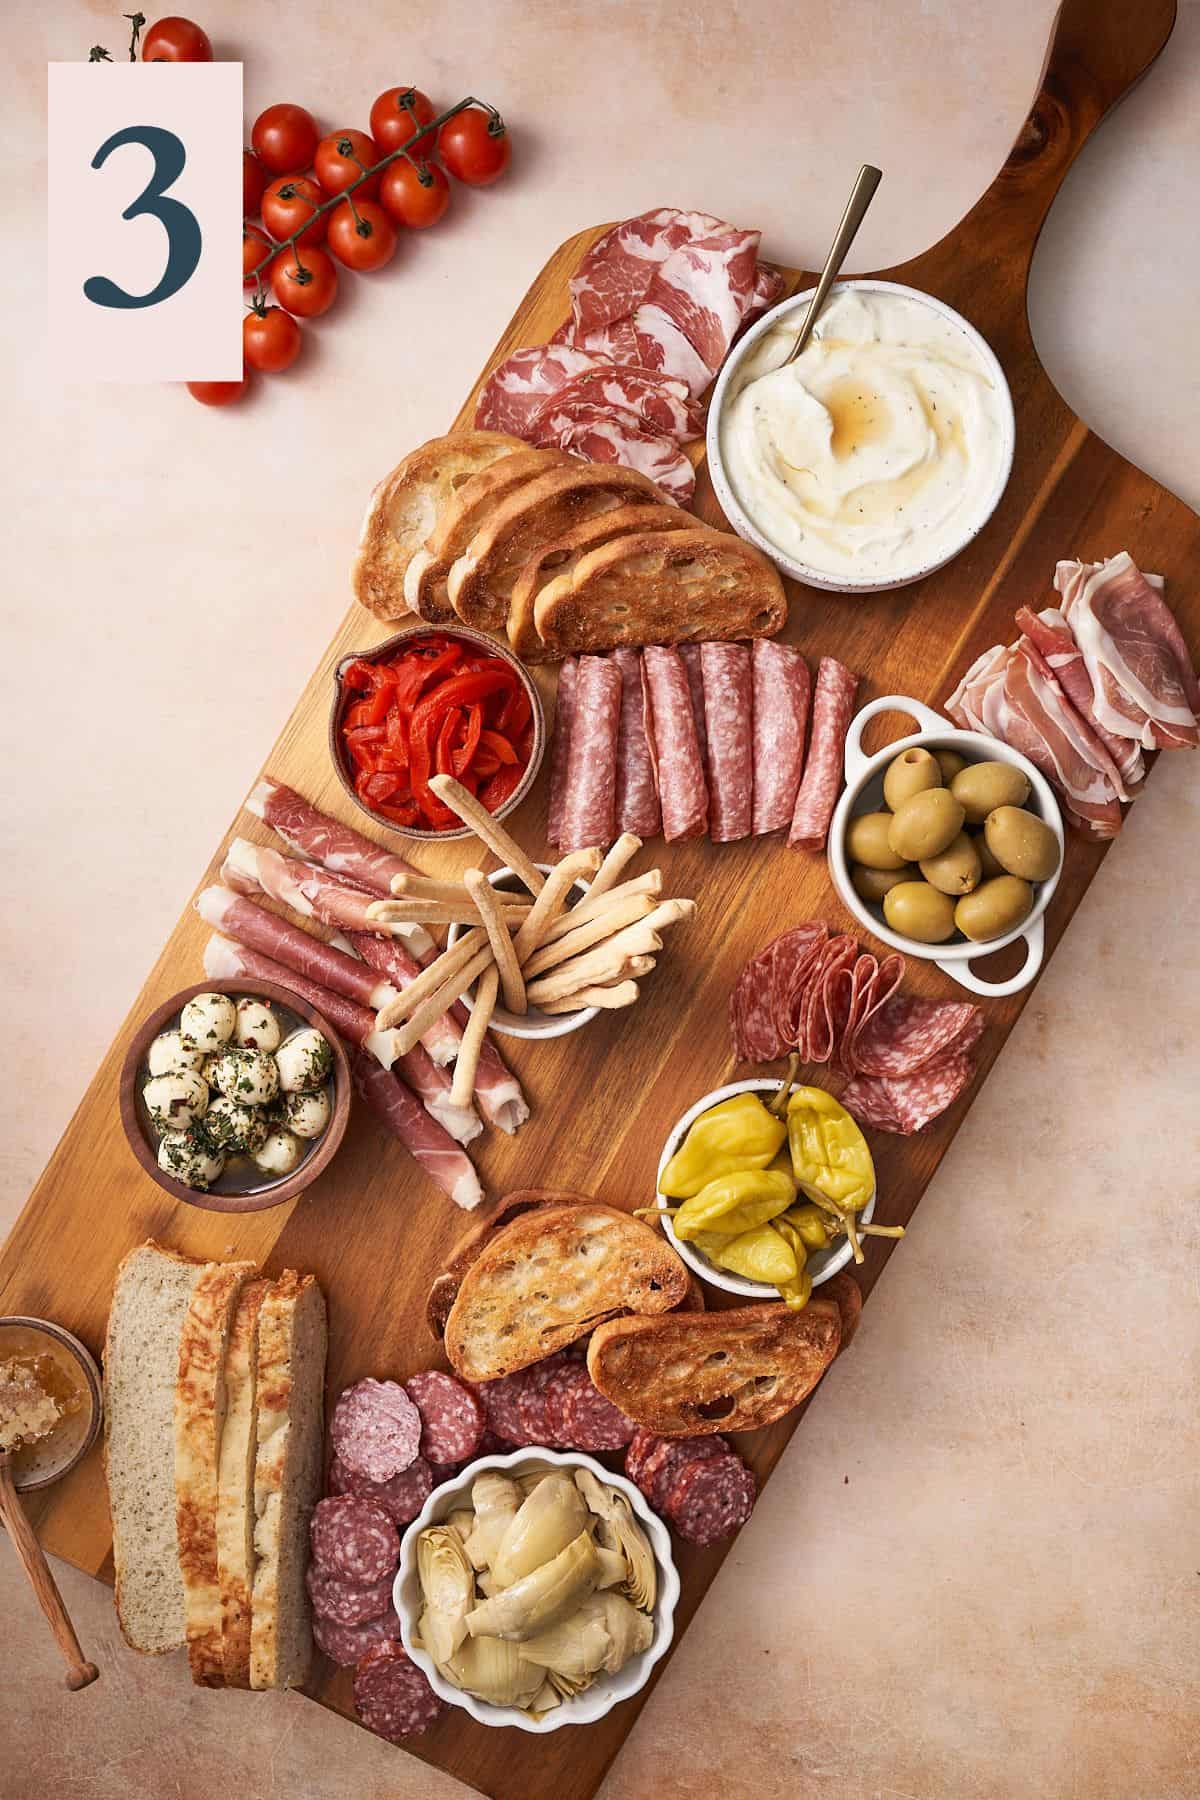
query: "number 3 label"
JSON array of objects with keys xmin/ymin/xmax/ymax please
[{"xmin": 48, "ymin": 62, "xmax": 242, "ymax": 381}]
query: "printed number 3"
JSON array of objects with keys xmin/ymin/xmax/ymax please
[{"xmin": 84, "ymin": 125, "xmax": 202, "ymax": 309}]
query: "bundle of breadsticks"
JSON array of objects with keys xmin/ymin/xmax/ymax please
[{"xmin": 368, "ymin": 774, "xmax": 696, "ymax": 1104}]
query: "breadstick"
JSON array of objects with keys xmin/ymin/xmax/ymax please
[
  {"xmin": 512, "ymin": 848, "xmax": 603, "ymax": 962},
  {"xmin": 537, "ymin": 981, "xmax": 640, "ymax": 1013},
  {"xmin": 389, "ymin": 873, "xmax": 482, "ymax": 905},
  {"xmin": 464, "ymin": 869, "xmax": 526, "ymax": 1015},
  {"xmin": 449, "ymin": 963, "xmax": 499, "ymax": 1108},
  {"xmin": 374, "ymin": 928, "xmax": 487, "ymax": 1029},
  {"xmin": 586, "ymin": 833, "xmax": 642, "ymax": 899},
  {"xmin": 538, "ymin": 870, "xmax": 663, "ymax": 945},
  {"xmin": 428, "ymin": 773, "xmax": 545, "ymax": 894},
  {"xmin": 521, "ymin": 892, "xmax": 657, "ymax": 978},
  {"xmin": 366, "ymin": 897, "xmax": 532, "ymax": 927},
  {"xmin": 526, "ymin": 931, "xmax": 663, "ymax": 1003},
  {"xmin": 395, "ymin": 945, "xmax": 495, "ymax": 1055}
]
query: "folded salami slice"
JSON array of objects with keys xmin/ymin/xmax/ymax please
[
  {"xmin": 700, "ymin": 642, "xmax": 753, "ymax": 843},
  {"xmin": 329, "ymin": 1454, "xmax": 434, "ymax": 1527},
  {"xmin": 797, "ymin": 933, "xmax": 857, "ymax": 1064},
  {"xmin": 678, "ymin": 644, "xmax": 710, "ymax": 775},
  {"xmin": 853, "ymin": 995, "xmax": 984, "ymax": 1079},
  {"xmin": 841, "ymin": 1046, "xmax": 977, "ymax": 1135},
  {"xmin": 751, "ymin": 639, "xmax": 810, "ymax": 834},
  {"xmin": 642, "ymin": 645, "xmax": 709, "ymax": 841},
  {"xmin": 728, "ymin": 924, "xmax": 827, "ymax": 1063},
  {"xmin": 611, "ymin": 647, "xmax": 662, "ymax": 838},
  {"xmin": 558, "ymin": 655, "xmax": 622, "ymax": 851},
  {"xmin": 789, "ymin": 656, "xmax": 859, "ymax": 851},
  {"xmin": 546, "ymin": 658, "xmax": 578, "ymax": 848},
  {"xmin": 770, "ymin": 923, "xmax": 831, "ymax": 1051}
]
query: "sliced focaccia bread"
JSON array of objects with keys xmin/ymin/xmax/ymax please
[
  {"xmin": 507, "ymin": 503, "xmax": 694, "ymax": 659},
  {"xmin": 215, "ymin": 1276, "xmax": 271, "ymax": 1688}
]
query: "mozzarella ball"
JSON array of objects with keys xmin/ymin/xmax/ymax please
[
  {"xmin": 275, "ymin": 1028, "xmax": 333, "ymax": 1093},
  {"xmin": 199, "ymin": 1053, "xmax": 225, "ymax": 1093},
  {"xmin": 253, "ymin": 1129, "xmax": 303, "ymax": 1178},
  {"xmin": 180, "ymin": 992, "xmax": 236, "ymax": 1052},
  {"xmin": 235, "ymin": 997, "xmax": 281, "ymax": 1053},
  {"xmin": 284, "ymin": 1088, "xmax": 330, "ymax": 1140},
  {"xmin": 204, "ymin": 1096, "xmax": 269, "ymax": 1154},
  {"xmin": 212, "ymin": 1048, "xmax": 280, "ymax": 1107},
  {"xmin": 143, "ymin": 1070, "xmax": 209, "ymax": 1134},
  {"xmin": 158, "ymin": 1127, "xmax": 225, "ymax": 1191},
  {"xmin": 147, "ymin": 1030, "xmax": 205, "ymax": 1078}
]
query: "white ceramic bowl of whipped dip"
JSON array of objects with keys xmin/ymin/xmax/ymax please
[{"xmin": 707, "ymin": 280, "xmax": 1015, "ymax": 593}]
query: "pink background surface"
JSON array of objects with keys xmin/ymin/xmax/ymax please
[{"xmin": 2, "ymin": 2, "xmax": 1198, "ymax": 1795}]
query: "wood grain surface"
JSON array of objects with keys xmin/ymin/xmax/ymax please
[{"xmin": 0, "ymin": 0, "xmax": 1194, "ymax": 1794}]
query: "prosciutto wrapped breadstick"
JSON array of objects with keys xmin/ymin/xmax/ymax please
[
  {"xmin": 196, "ymin": 886, "xmax": 399, "ymax": 1013},
  {"xmin": 339, "ymin": 929, "xmax": 462, "ymax": 1067},
  {"xmin": 376, "ymin": 931, "xmax": 488, "ymax": 1030},
  {"xmin": 222, "ymin": 836, "xmax": 433, "ymax": 954},
  {"xmin": 351, "ymin": 1049, "xmax": 485, "ymax": 1212},
  {"xmin": 248, "ymin": 777, "xmax": 420, "ymax": 899}
]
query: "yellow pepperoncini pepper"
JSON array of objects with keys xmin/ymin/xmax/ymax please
[
  {"xmin": 692, "ymin": 1223, "xmax": 799, "ymax": 1286},
  {"xmin": 786, "ymin": 1086, "xmax": 875, "ymax": 1215},
  {"xmin": 659, "ymin": 1093, "xmax": 787, "ymax": 1199},
  {"xmin": 671, "ymin": 1167, "xmax": 795, "ymax": 1241},
  {"xmin": 780, "ymin": 1203, "xmax": 834, "ymax": 1250},
  {"xmin": 772, "ymin": 1218, "xmax": 813, "ymax": 1311}
]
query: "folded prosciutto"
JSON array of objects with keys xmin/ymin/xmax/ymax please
[{"xmin": 1053, "ymin": 554, "xmax": 1199, "ymax": 750}]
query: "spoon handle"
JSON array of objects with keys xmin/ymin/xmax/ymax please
[
  {"xmin": 783, "ymin": 163, "xmax": 883, "ymax": 366},
  {"xmin": 0, "ymin": 1453, "xmax": 99, "ymax": 1689}
]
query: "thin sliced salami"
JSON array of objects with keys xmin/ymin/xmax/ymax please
[
  {"xmin": 310, "ymin": 1495, "xmax": 399, "ymax": 1585},
  {"xmin": 642, "ymin": 645, "xmax": 708, "ymax": 841},
  {"xmin": 666, "ymin": 1453, "xmax": 757, "ymax": 1546},
  {"xmin": 841, "ymin": 1047, "xmax": 978, "ymax": 1135},
  {"xmin": 474, "ymin": 1370, "xmax": 529, "ymax": 1445},
  {"xmin": 546, "ymin": 659, "xmax": 578, "ymax": 848},
  {"xmin": 700, "ymin": 642, "xmax": 753, "ymax": 843},
  {"xmin": 558, "ymin": 655, "xmax": 622, "ymax": 852},
  {"xmin": 543, "ymin": 1362, "xmax": 591, "ymax": 1447},
  {"xmin": 751, "ymin": 639, "xmax": 810, "ymax": 834},
  {"xmin": 406, "ymin": 1370, "xmax": 485, "ymax": 1466},
  {"xmin": 852, "ymin": 994, "xmax": 984, "ymax": 1079},
  {"xmin": 314, "ymin": 1606, "xmax": 401, "ymax": 1668},
  {"xmin": 332, "ymin": 1378, "xmax": 421, "ymax": 1483},
  {"xmin": 563, "ymin": 1377, "xmax": 636, "ymax": 1452},
  {"xmin": 770, "ymin": 924, "xmax": 830, "ymax": 1052},
  {"xmin": 306, "ymin": 1561, "xmax": 396, "ymax": 1627},
  {"xmin": 635, "ymin": 1434, "xmax": 727, "ymax": 1513},
  {"xmin": 354, "ymin": 1640, "xmax": 446, "ymax": 1740},
  {"xmin": 678, "ymin": 644, "xmax": 709, "ymax": 775},
  {"xmin": 330, "ymin": 1455, "xmax": 435, "ymax": 1527},
  {"xmin": 841, "ymin": 953, "xmax": 906, "ymax": 1076},
  {"xmin": 788, "ymin": 656, "xmax": 859, "ymax": 852},
  {"xmin": 611, "ymin": 648, "xmax": 662, "ymax": 838},
  {"xmin": 514, "ymin": 1355, "xmax": 567, "ymax": 1445},
  {"xmin": 798, "ymin": 933, "xmax": 857, "ymax": 1064}
]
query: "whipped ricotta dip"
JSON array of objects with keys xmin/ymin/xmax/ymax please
[{"xmin": 717, "ymin": 285, "xmax": 1012, "ymax": 585}]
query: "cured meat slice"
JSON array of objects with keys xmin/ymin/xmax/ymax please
[
  {"xmin": 632, "ymin": 1434, "xmax": 728, "ymax": 1512},
  {"xmin": 222, "ymin": 838, "xmax": 390, "ymax": 939},
  {"xmin": 751, "ymin": 639, "xmax": 810, "ymax": 834},
  {"xmin": 699, "ymin": 642, "xmax": 753, "ymax": 842},
  {"xmin": 567, "ymin": 208, "xmax": 731, "ymax": 338},
  {"xmin": 797, "ymin": 934, "xmax": 857, "ymax": 1064},
  {"xmin": 1054, "ymin": 553, "xmax": 1199, "ymax": 749},
  {"xmin": 314, "ymin": 1607, "xmax": 401, "ymax": 1668},
  {"xmin": 474, "ymin": 1370, "xmax": 528, "ymax": 1445},
  {"xmin": 513, "ymin": 1355, "xmax": 568, "ymax": 1446},
  {"xmin": 306, "ymin": 1561, "xmax": 396, "ymax": 1627},
  {"xmin": 310, "ymin": 1495, "xmax": 399, "ymax": 1584},
  {"xmin": 767, "ymin": 923, "xmax": 830, "ymax": 1054},
  {"xmin": 345, "ymin": 927, "xmax": 462, "ymax": 1068},
  {"xmin": 742, "ymin": 263, "xmax": 787, "ymax": 329},
  {"xmin": 543, "ymin": 406, "xmax": 696, "ymax": 504},
  {"xmin": 728, "ymin": 923, "xmax": 826, "ymax": 1063},
  {"xmin": 562, "ymin": 1377, "xmax": 636, "ymax": 1452},
  {"xmin": 535, "ymin": 366, "xmax": 703, "ymax": 442},
  {"xmin": 852, "ymin": 994, "xmax": 983, "ymax": 1080},
  {"xmin": 475, "ymin": 342, "xmax": 608, "ymax": 438},
  {"xmin": 558, "ymin": 654, "xmax": 622, "ymax": 852},
  {"xmin": 546, "ymin": 658, "xmax": 578, "ymax": 848},
  {"xmin": 841, "ymin": 1047, "xmax": 977, "ymax": 1135},
  {"xmin": 201, "ymin": 934, "xmax": 402, "ymax": 1070},
  {"xmin": 605, "ymin": 306, "xmax": 716, "ymax": 398},
  {"xmin": 354, "ymin": 1640, "xmax": 446, "ymax": 1740},
  {"xmin": 332, "ymin": 1379, "xmax": 422, "ymax": 1483},
  {"xmin": 839, "ymin": 953, "xmax": 905, "ymax": 1076},
  {"xmin": 666, "ymin": 1453, "xmax": 756, "ymax": 1546},
  {"xmin": 1015, "ymin": 606, "xmax": 1144, "ymax": 795},
  {"xmin": 441, "ymin": 997, "xmax": 529, "ymax": 1136},
  {"xmin": 196, "ymin": 886, "xmax": 394, "ymax": 1012},
  {"xmin": 248, "ymin": 777, "xmax": 420, "ymax": 903},
  {"xmin": 788, "ymin": 656, "xmax": 859, "ymax": 851},
  {"xmin": 405, "ymin": 1370, "xmax": 485, "ymax": 1465},
  {"xmin": 543, "ymin": 1362, "xmax": 591, "ymax": 1447},
  {"xmin": 611, "ymin": 647, "xmax": 662, "ymax": 838},
  {"xmin": 351, "ymin": 1049, "xmax": 485, "ymax": 1212},
  {"xmin": 678, "ymin": 644, "xmax": 709, "ymax": 775},
  {"xmin": 642, "ymin": 646, "xmax": 709, "ymax": 841},
  {"xmin": 641, "ymin": 224, "xmax": 761, "ymax": 373},
  {"xmin": 330, "ymin": 1454, "xmax": 435, "ymax": 1526}
]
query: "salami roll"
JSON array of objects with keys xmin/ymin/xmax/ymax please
[
  {"xmin": 666, "ymin": 1453, "xmax": 756, "ymax": 1546},
  {"xmin": 546, "ymin": 658, "xmax": 578, "ymax": 848},
  {"xmin": 751, "ymin": 639, "xmax": 810, "ymax": 834},
  {"xmin": 406, "ymin": 1370, "xmax": 485, "ymax": 1466},
  {"xmin": 611, "ymin": 647, "xmax": 662, "ymax": 838},
  {"xmin": 642, "ymin": 646, "xmax": 709, "ymax": 841},
  {"xmin": 332, "ymin": 1378, "xmax": 421, "ymax": 1483},
  {"xmin": 699, "ymin": 642, "xmax": 753, "ymax": 842},
  {"xmin": 562, "ymin": 1376, "xmax": 637, "ymax": 1452},
  {"xmin": 306, "ymin": 1561, "xmax": 396, "ymax": 1627},
  {"xmin": 678, "ymin": 644, "xmax": 710, "ymax": 775},
  {"xmin": 788, "ymin": 656, "xmax": 859, "ymax": 852},
  {"xmin": 314, "ymin": 1606, "xmax": 401, "ymax": 1668},
  {"xmin": 310, "ymin": 1495, "xmax": 399, "ymax": 1585},
  {"xmin": 329, "ymin": 1454, "xmax": 434, "ymax": 1527},
  {"xmin": 354, "ymin": 1639, "xmax": 446, "ymax": 1740},
  {"xmin": 558, "ymin": 655, "xmax": 622, "ymax": 852}
]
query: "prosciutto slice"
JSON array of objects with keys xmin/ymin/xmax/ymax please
[
  {"xmin": 640, "ymin": 224, "xmax": 761, "ymax": 373},
  {"xmin": 567, "ymin": 208, "xmax": 731, "ymax": 338},
  {"xmin": 1054, "ymin": 553, "xmax": 1199, "ymax": 750},
  {"xmin": 351, "ymin": 1050, "xmax": 485, "ymax": 1212},
  {"xmin": 248, "ymin": 779, "xmax": 429, "ymax": 920},
  {"xmin": 196, "ymin": 886, "xmax": 395, "ymax": 1013},
  {"xmin": 474, "ymin": 343, "xmax": 609, "ymax": 439},
  {"xmin": 202, "ymin": 934, "xmax": 402, "ymax": 1071},
  {"xmin": 1014, "ymin": 606, "xmax": 1145, "ymax": 796},
  {"xmin": 540, "ymin": 406, "xmax": 696, "ymax": 504},
  {"xmin": 532, "ymin": 366, "xmax": 702, "ymax": 442}
]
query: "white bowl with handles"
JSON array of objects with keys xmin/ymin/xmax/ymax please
[{"xmin": 828, "ymin": 695, "xmax": 1064, "ymax": 998}]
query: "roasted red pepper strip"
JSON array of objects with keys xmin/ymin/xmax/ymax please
[
  {"xmin": 410, "ymin": 667, "xmax": 516, "ymax": 737},
  {"xmin": 472, "ymin": 749, "xmax": 501, "ymax": 779},
  {"xmin": 479, "ymin": 727, "xmax": 519, "ymax": 765},
  {"xmin": 435, "ymin": 707, "xmax": 462, "ymax": 777},
  {"xmin": 342, "ymin": 658, "xmax": 390, "ymax": 692},
  {"xmin": 452, "ymin": 703, "xmax": 484, "ymax": 776},
  {"xmin": 385, "ymin": 705, "xmax": 409, "ymax": 765},
  {"xmin": 479, "ymin": 763, "xmax": 526, "ymax": 811}
]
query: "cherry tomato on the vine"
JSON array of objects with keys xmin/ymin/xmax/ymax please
[
  {"xmin": 314, "ymin": 130, "xmax": 381, "ymax": 199},
  {"xmin": 270, "ymin": 245, "xmax": 338, "ymax": 317},
  {"xmin": 142, "ymin": 16, "xmax": 212, "ymax": 61},
  {"xmin": 243, "ymin": 226, "xmax": 273, "ymax": 288},
  {"xmin": 243, "ymin": 306, "xmax": 302, "ymax": 373},
  {"xmin": 261, "ymin": 175, "xmax": 328, "ymax": 248},
  {"xmin": 379, "ymin": 158, "xmax": 450, "ymax": 230},
  {"xmin": 369, "ymin": 87, "xmax": 437, "ymax": 155},
  {"xmin": 326, "ymin": 199, "xmax": 398, "ymax": 272},
  {"xmin": 438, "ymin": 109, "xmax": 511, "ymax": 186},
  {"xmin": 252, "ymin": 103, "xmax": 319, "ymax": 177},
  {"xmin": 187, "ymin": 377, "xmax": 247, "ymax": 406}
]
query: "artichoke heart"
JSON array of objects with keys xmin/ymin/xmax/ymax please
[
  {"xmin": 492, "ymin": 1474, "xmax": 588, "ymax": 1589},
  {"xmin": 594, "ymin": 1545, "xmax": 629, "ymax": 1589},
  {"xmin": 574, "ymin": 1468, "xmax": 658, "ymax": 1613},
  {"xmin": 529, "ymin": 1679, "xmax": 562, "ymax": 1716},
  {"xmin": 416, "ymin": 1525, "xmax": 475, "ymax": 1665},
  {"xmin": 445, "ymin": 1507, "xmax": 476, "ymax": 1544},
  {"xmin": 518, "ymin": 1592, "xmax": 611, "ymax": 1694},
  {"xmin": 463, "ymin": 1470, "xmax": 522, "ymax": 1571},
  {"xmin": 446, "ymin": 1634, "xmax": 545, "ymax": 1709},
  {"xmin": 465, "ymin": 1530, "xmax": 600, "ymax": 1643},
  {"xmin": 598, "ymin": 1591, "xmax": 654, "ymax": 1675}
]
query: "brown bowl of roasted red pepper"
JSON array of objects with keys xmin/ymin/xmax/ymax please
[{"xmin": 330, "ymin": 624, "xmax": 545, "ymax": 839}]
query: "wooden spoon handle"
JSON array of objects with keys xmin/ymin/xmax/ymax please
[{"xmin": 0, "ymin": 1455, "xmax": 99, "ymax": 1689}]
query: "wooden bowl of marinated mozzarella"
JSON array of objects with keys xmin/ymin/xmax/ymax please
[{"xmin": 118, "ymin": 979, "xmax": 350, "ymax": 1212}]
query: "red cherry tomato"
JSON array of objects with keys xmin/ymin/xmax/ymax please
[
  {"xmin": 326, "ymin": 199, "xmax": 398, "ymax": 272},
  {"xmin": 369, "ymin": 87, "xmax": 437, "ymax": 155},
  {"xmin": 142, "ymin": 17, "xmax": 212, "ymax": 61},
  {"xmin": 261, "ymin": 175, "xmax": 327, "ymax": 248},
  {"xmin": 379, "ymin": 158, "xmax": 450, "ymax": 230},
  {"xmin": 438, "ymin": 109, "xmax": 511, "ymax": 186},
  {"xmin": 243, "ymin": 226, "xmax": 273, "ymax": 289},
  {"xmin": 270, "ymin": 245, "xmax": 338, "ymax": 317},
  {"xmin": 243, "ymin": 307, "xmax": 302, "ymax": 374},
  {"xmin": 252, "ymin": 103, "xmax": 319, "ymax": 177},
  {"xmin": 314, "ymin": 130, "xmax": 381, "ymax": 199},
  {"xmin": 243, "ymin": 150, "xmax": 267, "ymax": 217},
  {"xmin": 187, "ymin": 378, "xmax": 247, "ymax": 406}
]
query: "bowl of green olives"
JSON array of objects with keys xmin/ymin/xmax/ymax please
[{"xmin": 829, "ymin": 695, "xmax": 1064, "ymax": 997}]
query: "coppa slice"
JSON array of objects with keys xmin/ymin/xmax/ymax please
[{"xmin": 507, "ymin": 503, "xmax": 692, "ymax": 660}]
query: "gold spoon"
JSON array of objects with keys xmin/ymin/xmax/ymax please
[{"xmin": 778, "ymin": 163, "xmax": 883, "ymax": 368}]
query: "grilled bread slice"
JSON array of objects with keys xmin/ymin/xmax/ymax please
[
  {"xmin": 404, "ymin": 447, "xmax": 575, "ymax": 622},
  {"xmin": 426, "ymin": 1190, "xmax": 592, "ymax": 1342},
  {"xmin": 249, "ymin": 1270, "xmax": 327, "ymax": 1691},
  {"xmin": 215, "ymin": 1276, "xmax": 271, "ymax": 1688},
  {"xmin": 506, "ymin": 503, "xmax": 692, "ymax": 659},
  {"xmin": 586, "ymin": 1300, "xmax": 842, "ymax": 1436},
  {"xmin": 447, "ymin": 463, "xmax": 671, "ymax": 633},
  {"xmin": 443, "ymin": 1203, "xmax": 690, "ymax": 1382},
  {"xmin": 352, "ymin": 430, "xmax": 523, "ymax": 621},
  {"xmin": 534, "ymin": 526, "xmax": 788, "ymax": 655}
]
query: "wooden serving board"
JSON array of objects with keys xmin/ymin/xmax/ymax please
[{"xmin": 2, "ymin": 1, "xmax": 1194, "ymax": 1794}]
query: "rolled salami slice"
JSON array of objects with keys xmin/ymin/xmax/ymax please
[
  {"xmin": 666, "ymin": 1453, "xmax": 756, "ymax": 1546},
  {"xmin": 558, "ymin": 655, "xmax": 622, "ymax": 852},
  {"xmin": 700, "ymin": 642, "xmax": 753, "ymax": 843},
  {"xmin": 332, "ymin": 1378, "xmax": 422, "ymax": 1483},
  {"xmin": 751, "ymin": 639, "xmax": 810, "ymax": 834},
  {"xmin": 310, "ymin": 1495, "xmax": 399, "ymax": 1585},
  {"xmin": 329, "ymin": 1454, "xmax": 435, "ymax": 1527},
  {"xmin": 406, "ymin": 1370, "xmax": 485, "ymax": 1465},
  {"xmin": 788, "ymin": 656, "xmax": 859, "ymax": 851},
  {"xmin": 314, "ymin": 1606, "xmax": 401, "ymax": 1668},
  {"xmin": 546, "ymin": 658, "xmax": 578, "ymax": 847},
  {"xmin": 642, "ymin": 646, "xmax": 708, "ymax": 841},
  {"xmin": 306, "ymin": 1561, "xmax": 396, "ymax": 1627},
  {"xmin": 354, "ymin": 1640, "xmax": 446, "ymax": 1740},
  {"xmin": 678, "ymin": 644, "xmax": 710, "ymax": 776},
  {"xmin": 611, "ymin": 647, "xmax": 661, "ymax": 838}
]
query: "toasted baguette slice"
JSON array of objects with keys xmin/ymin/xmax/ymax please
[
  {"xmin": 535, "ymin": 527, "xmax": 788, "ymax": 655},
  {"xmin": 586, "ymin": 1300, "xmax": 842, "ymax": 1436},
  {"xmin": 352, "ymin": 431, "xmax": 523, "ymax": 621},
  {"xmin": 175, "ymin": 1260, "xmax": 257, "ymax": 1686},
  {"xmin": 216, "ymin": 1276, "xmax": 271, "ymax": 1688},
  {"xmin": 444, "ymin": 1203, "xmax": 689, "ymax": 1382},
  {"xmin": 447, "ymin": 464, "xmax": 672, "ymax": 633},
  {"xmin": 249, "ymin": 1270, "xmax": 327, "ymax": 1691},
  {"xmin": 404, "ymin": 447, "xmax": 575, "ymax": 622},
  {"xmin": 426, "ymin": 1190, "xmax": 592, "ymax": 1342},
  {"xmin": 104, "ymin": 1240, "xmax": 213, "ymax": 1655},
  {"xmin": 507, "ymin": 503, "xmax": 694, "ymax": 659}
]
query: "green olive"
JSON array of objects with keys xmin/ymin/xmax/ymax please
[
  {"xmin": 954, "ymin": 875, "xmax": 1034, "ymax": 942},
  {"xmin": 846, "ymin": 812, "xmax": 909, "ymax": 871},
  {"xmin": 934, "ymin": 749, "xmax": 967, "ymax": 784},
  {"xmin": 983, "ymin": 806, "xmax": 1060, "ymax": 882},
  {"xmin": 883, "ymin": 747, "xmax": 942, "ymax": 811},
  {"xmin": 951, "ymin": 760, "xmax": 1031, "ymax": 824},
  {"xmin": 887, "ymin": 788, "xmax": 965, "ymax": 861},
  {"xmin": 975, "ymin": 830, "xmax": 1005, "ymax": 878},
  {"xmin": 919, "ymin": 831, "xmax": 982, "ymax": 896},
  {"xmin": 851, "ymin": 861, "xmax": 916, "ymax": 902},
  {"xmin": 883, "ymin": 880, "xmax": 958, "ymax": 944}
]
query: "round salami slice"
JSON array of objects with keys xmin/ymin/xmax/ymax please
[
  {"xmin": 310, "ymin": 1495, "xmax": 399, "ymax": 1585},
  {"xmin": 666, "ymin": 1454, "xmax": 757, "ymax": 1546},
  {"xmin": 543, "ymin": 1363, "xmax": 591, "ymax": 1447},
  {"xmin": 354, "ymin": 1640, "xmax": 446, "ymax": 1741},
  {"xmin": 406, "ymin": 1370, "xmax": 485, "ymax": 1466},
  {"xmin": 515, "ymin": 1356, "xmax": 566, "ymax": 1445},
  {"xmin": 332, "ymin": 1378, "xmax": 421, "ymax": 1483},
  {"xmin": 313, "ymin": 1606, "xmax": 401, "ymax": 1668},
  {"xmin": 562, "ymin": 1377, "xmax": 636, "ymax": 1452},
  {"xmin": 328, "ymin": 1454, "xmax": 435, "ymax": 1527},
  {"xmin": 474, "ymin": 1371, "xmax": 527, "ymax": 1445},
  {"xmin": 699, "ymin": 641, "xmax": 753, "ymax": 844},
  {"xmin": 306, "ymin": 1560, "xmax": 396, "ymax": 1627},
  {"xmin": 624, "ymin": 1427, "xmax": 662, "ymax": 1491},
  {"xmin": 639, "ymin": 1434, "xmax": 727, "ymax": 1513}
]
